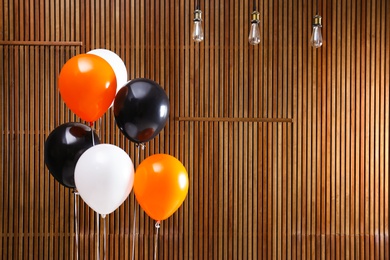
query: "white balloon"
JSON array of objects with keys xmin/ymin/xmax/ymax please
[
  {"xmin": 88, "ymin": 49, "xmax": 128, "ymax": 97},
  {"xmin": 75, "ymin": 144, "xmax": 134, "ymax": 216}
]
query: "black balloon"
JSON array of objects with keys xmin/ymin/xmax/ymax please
[
  {"xmin": 114, "ymin": 78, "xmax": 170, "ymax": 144},
  {"xmin": 44, "ymin": 122, "xmax": 100, "ymax": 188}
]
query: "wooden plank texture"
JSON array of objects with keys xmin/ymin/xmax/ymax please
[{"xmin": 0, "ymin": 0, "xmax": 389, "ymax": 259}]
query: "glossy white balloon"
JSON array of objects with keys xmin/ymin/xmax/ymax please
[
  {"xmin": 88, "ymin": 49, "xmax": 128, "ymax": 101},
  {"xmin": 75, "ymin": 144, "xmax": 134, "ymax": 216}
]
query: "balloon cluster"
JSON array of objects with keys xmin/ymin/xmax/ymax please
[{"xmin": 44, "ymin": 49, "xmax": 189, "ymax": 222}]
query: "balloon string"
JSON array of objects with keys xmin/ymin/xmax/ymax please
[
  {"xmin": 103, "ymin": 215, "xmax": 107, "ymax": 260},
  {"xmin": 131, "ymin": 201, "xmax": 137, "ymax": 260},
  {"xmin": 131, "ymin": 143, "xmax": 144, "ymax": 260},
  {"xmin": 98, "ymin": 117, "xmax": 102, "ymax": 139},
  {"xmin": 154, "ymin": 221, "xmax": 160, "ymax": 260},
  {"xmin": 73, "ymin": 190, "xmax": 79, "ymax": 260},
  {"xmin": 91, "ymin": 126, "xmax": 95, "ymax": 146},
  {"xmin": 136, "ymin": 143, "xmax": 145, "ymax": 168},
  {"xmin": 131, "ymin": 144, "xmax": 140, "ymax": 260},
  {"xmin": 97, "ymin": 213, "xmax": 100, "ymax": 260}
]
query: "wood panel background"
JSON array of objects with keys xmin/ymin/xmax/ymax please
[{"xmin": 0, "ymin": 0, "xmax": 389, "ymax": 259}]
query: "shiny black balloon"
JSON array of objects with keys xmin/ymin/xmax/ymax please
[
  {"xmin": 114, "ymin": 78, "xmax": 170, "ymax": 144},
  {"xmin": 44, "ymin": 122, "xmax": 100, "ymax": 188}
]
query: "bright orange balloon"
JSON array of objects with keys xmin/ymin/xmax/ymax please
[
  {"xmin": 134, "ymin": 154, "xmax": 189, "ymax": 221},
  {"xmin": 58, "ymin": 54, "xmax": 117, "ymax": 122}
]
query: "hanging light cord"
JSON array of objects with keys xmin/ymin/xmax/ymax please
[
  {"xmin": 196, "ymin": 0, "xmax": 199, "ymax": 10},
  {"xmin": 253, "ymin": 0, "xmax": 256, "ymax": 11},
  {"xmin": 316, "ymin": 0, "xmax": 318, "ymax": 15}
]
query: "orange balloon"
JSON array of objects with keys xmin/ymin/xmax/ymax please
[
  {"xmin": 134, "ymin": 154, "xmax": 189, "ymax": 221},
  {"xmin": 58, "ymin": 54, "xmax": 117, "ymax": 122}
]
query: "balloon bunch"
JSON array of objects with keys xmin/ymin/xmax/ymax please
[{"xmin": 44, "ymin": 49, "xmax": 189, "ymax": 223}]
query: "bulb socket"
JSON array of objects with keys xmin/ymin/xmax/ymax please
[
  {"xmin": 313, "ymin": 15, "xmax": 322, "ymax": 27},
  {"xmin": 194, "ymin": 9, "xmax": 202, "ymax": 22},
  {"xmin": 251, "ymin": 11, "xmax": 260, "ymax": 24}
]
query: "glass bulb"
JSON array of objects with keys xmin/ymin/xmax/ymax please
[
  {"xmin": 248, "ymin": 22, "xmax": 260, "ymax": 45},
  {"xmin": 192, "ymin": 20, "xmax": 204, "ymax": 42},
  {"xmin": 311, "ymin": 26, "xmax": 323, "ymax": 48}
]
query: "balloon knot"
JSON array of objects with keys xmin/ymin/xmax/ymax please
[
  {"xmin": 136, "ymin": 143, "xmax": 146, "ymax": 150},
  {"xmin": 89, "ymin": 122, "xmax": 94, "ymax": 127},
  {"xmin": 155, "ymin": 221, "xmax": 161, "ymax": 229}
]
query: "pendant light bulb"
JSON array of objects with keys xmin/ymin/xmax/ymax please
[
  {"xmin": 192, "ymin": 9, "xmax": 204, "ymax": 42},
  {"xmin": 248, "ymin": 11, "xmax": 260, "ymax": 45},
  {"xmin": 311, "ymin": 15, "xmax": 323, "ymax": 48}
]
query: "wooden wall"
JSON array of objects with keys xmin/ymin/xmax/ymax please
[{"xmin": 0, "ymin": 0, "xmax": 389, "ymax": 259}]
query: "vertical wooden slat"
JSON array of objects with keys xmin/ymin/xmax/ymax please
[
  {"xmin": 0, "ymin": 44, "xmax": 7, "ymax": 259},
  {"xmin": 345, "ymin": 0, "xmax": 352, "ymax": 258},
  {"xmin": 341, "ymin": 0, "xmax": 347, "ymax": 257},
  {"xmin": 0, "ymin": 25, "xmax": 5, "ymax": 260},
  {"xmin": 369, "ymin": 0, "xmax": 376, "ymax": 258},
  {"xmin": 378, "ymin": 0, "xmax": 386, "ymax": 257},
  {"xmin": 322, "ymin": 1, "xmax": 328, "ymax": 259},
  {"xmin": 364, "ymin": 0, "xmax": 371, "ymax": 258},
  {"xmin": 350, "ymin": 0, "xmax": 357, "ymax": 256},
  {"xmin": 384, "ymin": 2, "xmax": 390, "ymax": 259},
  {"xmin": 374, "ymin": 0, "xmax": 382, "ymax": 259}
]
